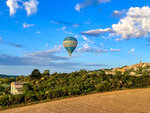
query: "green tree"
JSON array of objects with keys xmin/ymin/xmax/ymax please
[
  {"xmin": 30, "ymin": 69, "xmax": 41, "ymax": 79},
  {"xmin": 0, "ymin": 86, "xmax": 5, "ymax": 92},
  {"xmin": 24, "ymin": 93, "xmax": 36, "ymax": 103},
  {"xmin": 43, "ymin": 70, "xmax": 50, "ymax": 76},
  {"xmin": 23, "ymin": 83, "xmax": 33, "ymax": 93}
]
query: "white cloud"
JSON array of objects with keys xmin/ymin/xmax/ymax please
[
  {"xmin": 0, "ymin": 45, "xmax": 68, "ymax": 67},
  {"xmin": 56, "ymin": 25, "xmax": 74, "ymax": 35},
  {"xmin": 78, "ymin": 43, "xmax": 108, "ymax": 53},
  {"xmin": 81, "ymin": 28, "xmax": 114, "ymax": 36},
  {"xmin": 23, "ymin": 23, "xmax": 34, "ymax": 28},
  {"xmin": 0, "ymin": 37, "xmax": 23, "ymax": 48},
  {"xmin": 45, "ymin": 43, "xmax": 48, "ymax": 47},
  {"xmin": 100, "ymin": 43, "xmax": 104, "ymax": 47},
  {"xmin": 75, "ymin": 4, "xmax": 80, "ymax": 12},
  {"xmin": 128, "ymin": 48, "xmax": 135, "ymax": 54},
  {"xmin": 64, "ymin": 31, "xmax": 73, "ymax": 35},
  {"xmin": 113, "ymin": 10, "xmax": 122, "ymax": 15},
  {"xmin": 75, "ymin": 0, "xmax": 111, "ymax": 12},
  {"xmin": 75, "ymin": 35, "xmax": 94, "ymax": 44},
  {"xmin": 57, "ymin": 26, "xmax": 66, "ymax": 31},
  {"xmin": 72, "ymin": 24, "xmax": 79, "ymax": 28},
  {"xmin": 81, "ymin": 6, "xmax": 150, "ymax": 40},
  {"xmin": 0, "ymin": 54, "xmax": 108, "ymax": 70},
  {"xmin": 24, "ymin": 0, "xmax": 39, "ymax": 16},
  {"xmin": 51, "ymin": 20, "xmax": 60, "ymax": 24},
  {"xmin": 110, "ymin": 48, "xmax": 120, "ymax": 52},
  {"xmin": 81, "ymin": 35, "xmax": 91, "ymax": 43},
  {"xmin": 6, "ymin": 0, "xmax": 20, "ymax": 16},
  {"xmin": 112, "ymin": 10, "xmax": 126, "ymax": 17},
  {"xmin": 6, "ymin": 0, "xmax": 39, "ymax": 16},
  {"xmin": 51, "ymin": 20, "xmax": 80, "ymax": 29},
  {"xmin": 112, "ymin": 6, "xmax": 150, "ymax": 39},
  {"xmin": 36, "ymin": 31, "xmax": 40, "ymax": 34},
  {"xmin": 84, "ymin": 20, "xmax": 90, "ymax": 24},
  {"xmin": 61, "ymin": 26, "xmax": 66, "ymax": 31},
  {"xmin": 28, "ymin": 45, "xmax": 62, "ymax": 57},
  {"xmin": 78, "ymin": 43, "xmax": 121, "ymax": 54},
  {"xmin": 115, "ymin": 38, "xmax": 124, "ymax": 42}
]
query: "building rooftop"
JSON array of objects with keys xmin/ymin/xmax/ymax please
[{"xmin": 12, "ymin": 81, "xmax": 23, "ymax": 85}]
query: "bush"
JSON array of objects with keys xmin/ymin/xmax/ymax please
[
  {"xmin": 24, "ymin": 93, "xmax": 37, "ymax": 103},
  {"xmin": 0, "ymin": 86, "xmax": 5, "ymax": 92},
  {"xmin": 0, "ymin": 95, "xmax": 9, "ymax": 107},
  {"xmin": 35, "ymin": 92, "xmax": 46, "ymax": 100},
  {"xmin": 96, "ymin": 81, "xmax": 111, "ymax": 92}
]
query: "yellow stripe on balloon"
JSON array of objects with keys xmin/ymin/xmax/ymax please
[{"xmin": 63, "ymin": 40, "xmax": 77, "ymax": 47}]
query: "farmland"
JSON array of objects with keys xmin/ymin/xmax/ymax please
[{"xmin": 1, "ymin": 88, "xmax": 150, "ymax": 113}]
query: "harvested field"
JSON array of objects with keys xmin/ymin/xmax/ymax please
[{"xmin": 1, "ymin": 88, "xmax": 150, "ymax": 113}]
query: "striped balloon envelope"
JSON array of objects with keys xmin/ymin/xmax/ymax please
[{"xmin": 63, "ymin": 37, "xmax": 78, "ymax": 56}]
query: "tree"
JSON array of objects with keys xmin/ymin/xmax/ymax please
[
  {"xmin": 0, "ymin": 86, "xmax": 5, "ymax": 92},
  {"xmin": 23, "ymin": 83, "xmax": 33, "ymax": 92},
  {"xmin": 99, "ymin": 70, "xmax": 105, "ymax": 76},
  {"xmin": 79, "ymin": 69, "xmax": 87, "ymax": 74},
  {"xmin": 24, "ymin": 93, "xmax": 36, "ymax": 103},
  {"xmin": 30, "ymin": 69, "xmax": 41, "ymax": 79},
  {"xmin": 43, "ymin": 70, "xmax": 50, "ymax": 76},
  {"xmin": 95, "ymin": 81, "xmax": 111, "ymax": 92},
  {"xmin": 2, "ymin": 66, "xmax": 150, "ymax": 109},
  {"xmin": 16, "ymin": 75, "xmax": 24, "ymax": 81}
]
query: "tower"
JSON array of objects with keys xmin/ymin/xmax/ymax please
[{"xmin": 140, "ymin": 61, "xmax": 142, "ymax": 65}]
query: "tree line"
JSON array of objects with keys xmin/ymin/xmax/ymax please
[{"xmin": 0, "ymin": 68, "xmax": 150, "ymax": 109}]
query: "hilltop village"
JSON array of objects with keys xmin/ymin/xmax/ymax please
[{"xmin": 105, "ymin": 61, "xmax": 150, "ymax": 76}]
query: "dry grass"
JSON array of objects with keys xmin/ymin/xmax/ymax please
[{"xmin": 1, "ymin": 88, "xmax": 150, "ymax": 113}]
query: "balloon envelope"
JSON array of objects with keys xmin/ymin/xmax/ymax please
[{"xmin": 63, "ymin": 37, "xmax": 78, "ymax": 56}]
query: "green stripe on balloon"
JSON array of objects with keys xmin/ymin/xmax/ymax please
[
  {"xmin": 63, "ymin": 37, "xmax": 77, "ymax": 41},
  {"xmin": 64, "ymin": 47, "xmax": 76, "ymax": 54}
]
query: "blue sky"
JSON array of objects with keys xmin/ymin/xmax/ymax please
[{"xmin": 0, "ymin": 0, "xmax": 150, "ymax": 75}]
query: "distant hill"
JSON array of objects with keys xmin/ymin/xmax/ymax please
[{"xmin": 0, "ymin": 74, "xmax": 18, "ymax": 78}]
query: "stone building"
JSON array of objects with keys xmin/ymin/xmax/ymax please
[{"xmin": 11, "ymin": 81, "xmax": 23, "ymax": 95}]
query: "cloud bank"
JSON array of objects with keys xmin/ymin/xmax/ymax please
[
  {"xmin": 81, "ymin": 28, "xmax": 114, "ymax": 36},
  {"xmin": 0, "ymin": 37, "xmax": 23, "ymax": 48},
  {"xmin": 24, "ymin": 0, "xmax": 39, "ymax": 16},
  {"xmin": 82, "ymin": 6, "xmax": 150, "ymax": 40},
  {"xmin": 78, "ymin": 43, "xmax": 120, "ymax": 54},
  {"xmin": 6, "ymin": 0, "xmax": 20, "ymax": 16},
  {"xmin": 112, "ymin": 6, "xmax": 150, "ymax": 39},
  {"xmin": 0, "ymin": 44, "xmax": 108, "ymax": 69},
  {"xmin": 6, "ymin": 0, "xmax": 39, "ymax": 16}
]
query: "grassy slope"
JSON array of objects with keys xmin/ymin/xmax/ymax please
[{"xmin": 1, "ymin": 88, "xmax": 150, "ymax": 113}]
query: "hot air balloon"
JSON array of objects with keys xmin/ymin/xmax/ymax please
[{"xmin": 63, "ymin": 37, "xmax": 78, "ymax": 56}]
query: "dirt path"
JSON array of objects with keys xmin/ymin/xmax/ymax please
[{"xmin": 1, "ymin": 88, "xmax": 150, "ymax": 113}]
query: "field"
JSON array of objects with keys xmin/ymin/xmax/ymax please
[{"xmin": 1, "ymin": 88, "xmax": 150, "ymax": 113}]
